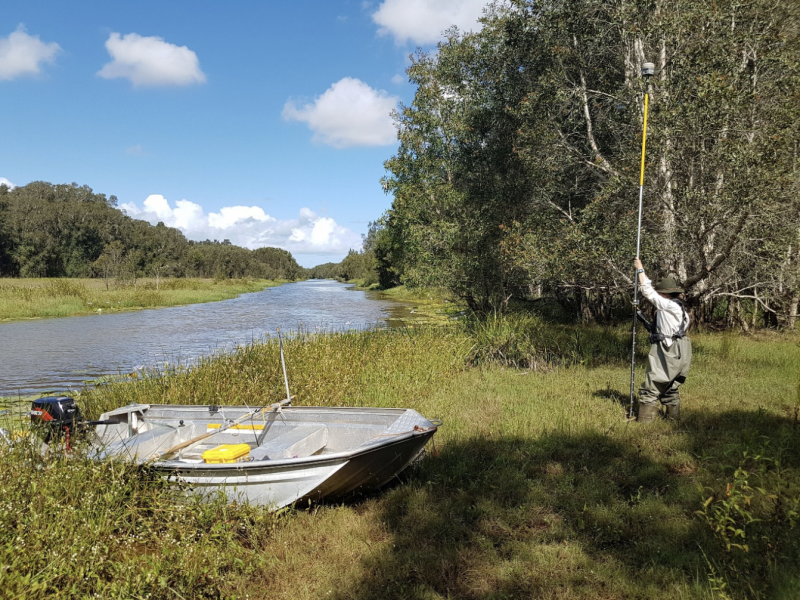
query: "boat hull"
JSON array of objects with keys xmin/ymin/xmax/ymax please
[{"xmin": 94, "ymin": 404, "xmax": 438, "ymax": 509}]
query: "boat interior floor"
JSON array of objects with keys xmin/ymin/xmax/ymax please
[{"xmin": 178, "ymin": 425, "xmax": 329, "ymax": 462}]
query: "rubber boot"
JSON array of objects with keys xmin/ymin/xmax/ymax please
[
  {"xmin": 665, "ymin": 405, "xmax": 680, "ymax": 421},
  {"xmin": 637, "ymin": 403, "xmax": 659, "ymax": 424}
]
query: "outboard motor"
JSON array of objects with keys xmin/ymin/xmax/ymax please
[{"xmin": 30, "ymin": 396, "xmax": 83, "ymax": 444}]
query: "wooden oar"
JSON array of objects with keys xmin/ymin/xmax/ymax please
[{"xmin": 150, "ymin": 397, "xmax": 293, "ymax": 462}]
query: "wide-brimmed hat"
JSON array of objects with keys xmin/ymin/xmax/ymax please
[{"xmin": 654, "ymin": 277, "xmax": 684, "ymax": 293}]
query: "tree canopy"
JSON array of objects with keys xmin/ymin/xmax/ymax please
[
  {"xmin": 0, "ymin": 181, "xmax": 306, "ymax": 282},
  {"xmin": 380, "ymin": 0, "xmax": 800, "ymax": 327}
]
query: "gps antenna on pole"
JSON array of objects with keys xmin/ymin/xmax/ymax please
[{"xmin": 629, "ymin": 62, "xmax": 655, "ymax": 420}]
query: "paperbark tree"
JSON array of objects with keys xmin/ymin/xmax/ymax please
[{"xmin": 381, "ymin": 0, "xmax": 800, "ymax": 323}]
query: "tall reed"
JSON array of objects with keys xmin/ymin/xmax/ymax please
[
  {"xmin": 460, "ymin": 312, "xmax": 648, "ymax": 369},
  {"xmin": 81, "ymin": 326, "xmax": 469, "ymax": 418}
]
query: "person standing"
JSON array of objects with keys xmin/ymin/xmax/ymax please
[{"xmin": 633, "ymin": 258, "xmax": 692, "ymax": 423}]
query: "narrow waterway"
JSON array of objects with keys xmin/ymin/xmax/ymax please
[{"xmin": 0, "ymin": 280, "xmax": 412, "ymax": 396}]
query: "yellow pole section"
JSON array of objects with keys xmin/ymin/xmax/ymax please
[{"xmin": 639, "ymin": 93, "xmax": 649, "ymax": 187}]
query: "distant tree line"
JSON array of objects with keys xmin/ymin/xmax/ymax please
[
  {"xmin": 307, "ymin": 221, "xmax": 381, "ymax": 286},
  {"xmin": 0, "ymin": 181, "xmax": 306, "ymax": 282},
  {"xmin": 376, "ymin": 0, "xmax": 800, "ymax": 328}
]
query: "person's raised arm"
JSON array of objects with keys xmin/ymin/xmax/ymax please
[
  {"xmin": 633, "ymin": 258, "xmax": 674, "ymax": 311},
  {"xmin": 633, "ymin": 258, "xmax": 646, "ymax": 286}
]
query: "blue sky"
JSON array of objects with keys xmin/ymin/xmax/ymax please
[{"xmin": 1, "ymin": 0, "xmax": 487, "ymax": 267}]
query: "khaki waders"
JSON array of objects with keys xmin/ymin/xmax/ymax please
[{"xmin": 638, "ymin": 336, "xmax": 692, "ymax": 419}]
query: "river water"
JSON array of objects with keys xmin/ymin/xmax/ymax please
[{"xmin": 0, "ymin": 280, "xmax": 412, "ymax": 396}]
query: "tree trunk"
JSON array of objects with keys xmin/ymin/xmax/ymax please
[
  {"xmin": 735, "ymin": 297, "xmax": 749, "ymax": 332},
  {"xmin": 789, "ymin": 295, "xmax": 799, "ymax": 330}
]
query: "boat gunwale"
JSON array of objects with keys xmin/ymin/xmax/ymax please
[
  {"xmin": 98, "ymin": 403, "xmax": 438, "ymax": 472},
  {"xmin": 150, "ymin": 426, "xmax": 437, "ymax": 473},
  {"xmin": 139, "ymin": 404, "xmax": 417, "ymax": 416}
]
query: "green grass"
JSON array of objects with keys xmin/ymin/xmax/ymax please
[
  {"xmin": 1, "ymin": 320, "xmax": 798, "ymax": 599},
  {"xmin": 0, "ymin": 395, "xmax": 34, "ymax": 431},
  {"xmin": 343, "ymin": 278, "xmax": 381, "ymax": 290},
  {"xmin": 375, "ymin": 285, "xmax": 466, "ymax": 324},
  {"xmin": 0, "ymin": 277, "xmax": 286, "ymax": 321},
  {"xmin": 378, "ymin": 284, "xmax": 452, "ymax": 304}
]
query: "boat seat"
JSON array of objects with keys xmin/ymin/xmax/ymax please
[
  {"xmin": 250, "ymin": 426, "xmax": 328, "ymax": 461},
  {"xmin": 97, "ymin": 424, "xmax": 178, "ymax": 462}
]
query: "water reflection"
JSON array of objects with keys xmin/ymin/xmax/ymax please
[{"xmin": 0, "ymin": 280, "xmax": 412, "ymax": 395}]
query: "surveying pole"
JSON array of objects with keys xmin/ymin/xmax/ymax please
[{"xmin": 629, "ymin": 62, "xmax": 655, "ymax": 420}]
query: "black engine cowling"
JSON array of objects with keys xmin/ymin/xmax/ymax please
[{"xmin": 30, "ymin": 396, "xmax": 83, "ymax": 442}]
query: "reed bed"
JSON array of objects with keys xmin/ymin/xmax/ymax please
[
  {"xmin": 0, "ymin": 277, "xmax": 282, "ymax": 321},
  {"xmin": 461, "ymin": 311, "xmax": 649, "ymax": 369},
  {"xmin": 79, "ymin": 326, "xmax": 470, "ymax": 419},
  {"xmin": 1, "ymin": 319, "xmax": 798, "ymax": 599}
]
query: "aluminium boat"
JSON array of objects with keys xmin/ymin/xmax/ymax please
[{"xmin": 91, "ymin": 401, "xmax": 439, "ymax": 509}]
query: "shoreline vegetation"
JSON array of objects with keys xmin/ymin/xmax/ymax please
[
  {"xmin": 1, "ymin": 0, "xmax": 797, "ymax": 595},
  {"xmin": 0, "ymin": 277, "xmax": 286, "ymax": 322},
  {"xmin": 1, "ymin": 316, "xmax": 798, "ymax": 599}
]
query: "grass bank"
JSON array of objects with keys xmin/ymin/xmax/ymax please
[
  {"xmin": 0, "ymin": 277, "xmax": 286, "ymax": 321},
  {"xmin": 1, "ymin": 321, "xmax": 798, "ymax": 599},
  {"xmin": 376, "ymin": 284, "xmax": 465, "ymax": 324}
]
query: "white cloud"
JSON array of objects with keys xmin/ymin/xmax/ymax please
[
  {"xmin": 283, "ymin": 77, "xmax": 398, "ymax": 148},
  {"xmin": 121, "ymin": 195, "xmax": 362, "ymax": 259},
  {"xmin": 0, "ymin": 26, "xmax": 60, "ymax": 81},
  {"xmin": 97, "ymin": 32, "xmax": 206, "ymax": 87},
  {"xmin": 125, "ymin": 143, "xmax": 144, "ymax": 155},
  {"xmin": 372, "ymin": 0, "xmax": 486, "ymax": 45},
  {"xmin": 208, "ymin": 205, "xmax": 271, "ymax": 229},
  {"xmin": 391, "ymin": 74, "xmax": 405, "ymax": 85},
  {"xmin": 0, "ymin": 177, "xmax": 16, "ymax": 189}
]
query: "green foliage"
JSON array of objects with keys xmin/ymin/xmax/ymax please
[
  {"xmin": 307, "ymin": 221, "xmax": 384, "ymax": 286},
  {"xmin": 337, "ymin": 249, "xmax": 375, "ymax": 282},
  {"xmin": 1, "ymin": 320, "xmax": 799, "ymax": 598},
  {"xmin": 43, "ymin": 279, "xmax": 89, "ymax": 301},
  {"xmin": 188, "ymin": 241, "xmax": 304, "ymax": 281},
  {"xmin": 306, "ymin": 261, "xmax": 340, "ymax": 279},
  {"xmin": 0, "ymin": 440, "xmax": 283, "ymax": 599},
  {"xmin": 0, "ymin": 182, "xmax": 307, "ymax": 282},
  {"xmin": 696, "ymin": 431, "xmax": 800, "ymax": 592},
  {"xmin": 79, "ymin": 326, "xmax": 468, "ymax": 417},
  {"xmin": 380, "ymin": 0, "xmax": 800, "ymax": 326},
  {"xmin": 461, "ymin": 312, "xmax": 646, "ymax": 369}
]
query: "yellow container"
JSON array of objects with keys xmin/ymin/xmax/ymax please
[{"xmin": 202, "ymin": 443, "xmax": 251, "ymax": 464}]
